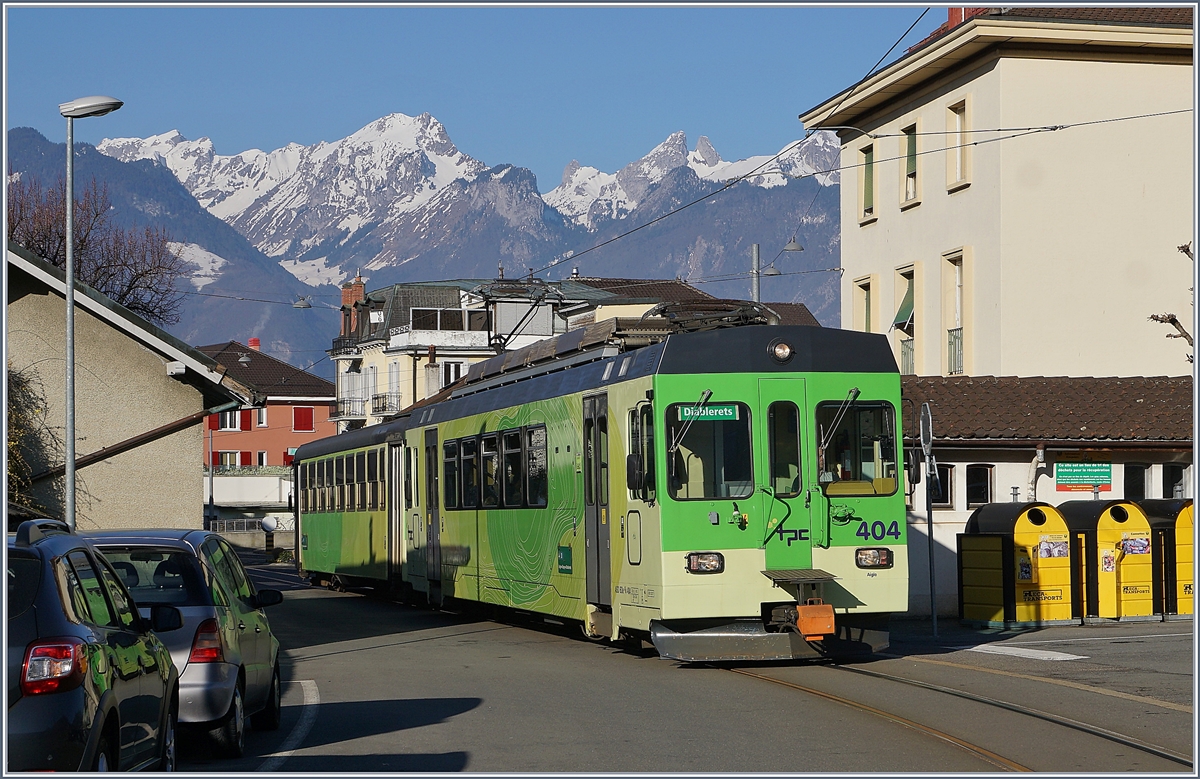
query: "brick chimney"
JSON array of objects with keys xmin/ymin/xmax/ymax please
[
  {"xmin": 248, "ymin": 337, "xmax": 261, "ymax": 351},
  {"xmin": 341, "ymin": 272, "xmax": 366, "ymax": 334}
]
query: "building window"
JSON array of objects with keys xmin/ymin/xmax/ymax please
[
  {"xmin": 902, "ymin": 125, "xmax": 918, "ymax": 204},
  {"xmin": 947, "ymin": 100, "xmax": 970, "ymax": 190},
  {"xmin": 1124, "ymin": 464, "xmax": 1148, "ymax": 500},
  {"xmin": 257, "ymin": 408, "xmax": 268, "ymax": 427},
  {"xmin": 894, "ymin": 270, "xmax": 915, "ymax": 375},
  {"xmin": 442, "ymin": 361, "xmax": 465, "ymax": 388},
  {"xmin": 860, "ymin": 145, "xmax": 875, "ymax": 220},
  {"xmin": 1163, "ymin": 464, "xmax": 1187, "ymax": 498},
  {"xmin": 217, "ymin": 451, "xmax": 239, "ymax": 468},
  {"xmin": 947, "ymin": 256, "xmax": 964, "ymax": 375},
  {"xmin": 966, "ymin": 464, "xmax": 992, "ymax": 507},
  {"xmin": 855, "ymin": 278, "xmax": 874, "ymax": 333},
  {"xmin": 218, "ymin": 410, "xmax": 240, "ymax": 431},
  {"xmin": 932, "ymin": 463, "xmax": 955, "ymax": 508},
  {"xmin": 257, "ymin": 451, "xmax": 268, "ymax": 467},
  {"xmin": 293, "ymin": 406, "xmax": 315, "ymax": 432}
]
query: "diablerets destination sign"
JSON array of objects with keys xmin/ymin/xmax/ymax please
[{"xmin": 679, "ymin": 404, "xmax": 739, "ymax": 421}]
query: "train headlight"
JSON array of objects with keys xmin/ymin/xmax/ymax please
[
  {"xmin": 768, "ymin": 339, "xmax": 794, "ymax": 364},
  {"xmin": 855, "ymin": 548, "xmax": 893, "ymax": 569},
  {"xmin": 685, "ymin": 552, "xmax": 725, "ymax": 574}
]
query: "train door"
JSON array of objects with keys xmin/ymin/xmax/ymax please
[
  {"xmin": 583, "ymin": 394, "xmax": 612, "ymax": 606},
  {"xmin": 388, "ymin": 443, "xmax": 405, "ymax": 580},
  {"xmin": 424, "ymin": 428, "xmax": 443, "ymax": 606},
  {"xmin": 758, "ymin": 379, "xmax": 813, "ymax": 572}
]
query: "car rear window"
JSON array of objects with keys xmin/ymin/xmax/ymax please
[
  {"xmin": 8, "ymin": 553, "xmax": 41, "ymax": 619},
  {"xmin": 97, "ymin": 547, "xmax": 210, "ymax": 607}
]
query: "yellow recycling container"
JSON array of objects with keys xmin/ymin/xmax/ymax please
[
  {"xmin": 1139, "ymin": 499, "xmax": 1194, "ymax": 617},
  {"xmin": 959, "ymin": 502, "xmax": 1075, "ymax": 627},
  {"xmin": 1058, "ymin": 500, "xmax": 1156, "ymax": 621}
]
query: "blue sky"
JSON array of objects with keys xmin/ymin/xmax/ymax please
[{"xmin": 5, "ymin": 5, "xmax": 943, "ymax": 191}]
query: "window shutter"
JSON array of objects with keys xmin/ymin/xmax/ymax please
[
  {"xmin": 863, "ymin": 148, "xmax": 874, "ymax": 210},
  {"xmin": 208, "ymin": 414, "xmax": 219, "ymax": 431},
  {"xmin": 283, "ymin": 451, "xmax": 295, "ymax": 467},
  {"xmin": 239, "ymin": 451, "xmax": 252, "ymax": 467},
  {"xmin": 906, "ymin": 131, "xmax": 916, "ymax": 175},
  {"xmin": 211, "ymin": 450, "xmax": 220, "ymax": 467},
  {"xmin": 294, "ymin": 406, "xmax": 314, "ymax": 432},
  {"xmin": 240, "ymin": 409, "xmax": 252, "ymax": 431}
]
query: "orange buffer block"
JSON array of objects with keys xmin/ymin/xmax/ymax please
[{"xmin": 796, "ymin": 598, "xmax": 836, "ymax": 640}]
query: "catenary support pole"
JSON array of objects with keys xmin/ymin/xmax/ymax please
[{"xmin": 64, "ymin": 116, "xmax": 76, "ymax": 531}]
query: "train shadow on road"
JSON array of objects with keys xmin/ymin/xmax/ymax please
[{"xmin": 280, "ymin": 751, "xmax": 471, "ymax": 772}]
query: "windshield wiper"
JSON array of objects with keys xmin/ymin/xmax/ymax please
[
  {"xmin": 818, "ymin": 387, "xmax": 860, "ymax": 473},
  {"xmin": 668, "ymin": 389, "xmax": 713, "ymax": 456}
]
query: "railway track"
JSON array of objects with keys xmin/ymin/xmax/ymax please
[{"xmin": 726, "ymin": 661, "xmax": 1192, "ymax": 773}]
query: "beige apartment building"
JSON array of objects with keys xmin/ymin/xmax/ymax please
[
  {"xmin": 800, "ymin": 7, "xmax": 1194, "ymax": 616},
  {"xmin": 800, "ymin": 7, "xmax": 1194, "ymax": 378}
]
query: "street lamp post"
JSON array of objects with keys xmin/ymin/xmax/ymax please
[
  {"xmin": 750, "ymin": 238, "xmax": 804, "ymax": 303},
  {"xmin": 59, "ymin": 95, "xmax": 123, "ymax": 530}
]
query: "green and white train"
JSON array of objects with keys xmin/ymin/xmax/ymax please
[{"xmin": 293, "ymin": 318, "xmax": 909, "ymax": 661}]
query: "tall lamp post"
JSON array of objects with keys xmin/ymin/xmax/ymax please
[
  {"xmin": 59, "ymin": 95, "xmax": 123, "ymax": 530},
  {"xmin": 750, "ymin": 238, "xmax": 803, "ymax": 303}
]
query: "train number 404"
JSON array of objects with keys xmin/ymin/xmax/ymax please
[{"xmin": 855, "ymin": 521, "xmax": 902, "ymax": 542}]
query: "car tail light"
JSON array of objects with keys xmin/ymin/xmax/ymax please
[
  {"xmin": 22, "ymin": 638, "xmax": 87, "ymax": 695},
  {"xmin": 189, "ymin": 618, "xmax": 225, "ymax": 663},
  {"xmin": 856, "ymin": 548, "xmax": 893, "ymax": 569},
  {"xmin": 685, "ymin": 552, "xmax": 724, "ymax": 574}
]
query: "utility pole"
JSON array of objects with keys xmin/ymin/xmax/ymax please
[
  {"xmin": 920, "ymin": 402, "xmax": 938, "ymax": 637},
  {"xmin": 751, "ymin": 243, "xmax": 761, "ymax": 303}
]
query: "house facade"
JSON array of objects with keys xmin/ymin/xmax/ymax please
[
  {"xmin": 799, "ymin": 8, "xmax": 1195, "ymax": 616},
  {"xmin": 329, "ymin": 272, "xmax": 716, "ymax": 431},
  {"xmin": 6, "ymin": 242, "xmax": 255, "ymax": 530}
]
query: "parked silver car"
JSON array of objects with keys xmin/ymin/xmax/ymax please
[{"xmin": 83, "ymin": 530, "xmax": 283, "ymax": 758}]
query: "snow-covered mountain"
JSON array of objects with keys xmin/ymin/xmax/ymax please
[
  {"xmin": 545, "ymin": 131, "xmax": 840, "ymax": 230},
  {"xmin": 95, "ymin": 113, "xmax": 843, "ymax": 323}
]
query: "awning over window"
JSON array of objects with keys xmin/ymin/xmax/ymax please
[{"xmin": 892, "ymin": 283, "xmax": 914, "ymax": 328}]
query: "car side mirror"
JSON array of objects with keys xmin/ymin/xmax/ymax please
[
  {"xmin": 149, "ymin": 605, "xmax": 184, "ymax": 633},
  {"xmin": 904, "ymin": 449, "xmax": 921, "ymax": 487},
  {"xmin": 626, "ymin": 454, "xmax": 643, "ymax": 492},
  {"xmin": 254, "ymin": 589, "xmax": 284, "ymax": 608}
]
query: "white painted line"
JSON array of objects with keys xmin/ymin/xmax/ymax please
[
  {"xmin": 999, "ymin": 633, "xmax": 1192, "ymax": 646},
  {"xmin": 257, "ymin": 680, "xmax": 320, "ymax": 772},
  {"xmin": 965, "ymin": 644, "xmax": 1087, "ymax": 661}
]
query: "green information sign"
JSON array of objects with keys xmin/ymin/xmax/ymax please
[
  {"xmin": 1055, "ymin": 461, "xmax": 1112, "ymax": 487},
  {"xmin": 679, "ymin": 404, "xmax": 739, "ymax": 422}
]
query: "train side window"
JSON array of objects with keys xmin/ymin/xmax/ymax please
[
  {"xmin": 598, "ymin": 413, "xmax": 609, "ymax": 507},
  {"xmin": 628, "ymin": 404, "xmax": 657, "ymax": 503},
  {"xmin": 335, "ymin": 456, "xmax": 346, "ymax": 511},
  {"xmin": 366, "ymin": 449, "xmax": 378, "ymax": 510},
  {"xmin": 482, "ymin": 434, "xmax": 499, "ymax": 507},
  {"xmin": 584, "ymin": 418, "xmax": 595, "ymax": 506},
  {"xmin": 526, "ymin": 426, "xmax": 548, "ymax": 508},
  {"xmin": 425, "ymin": 439, "xmax": 439, "ymax": 510},
  {"xmin": 768, "ymin": 401, "xmax": 802, "ymax": 498},
  {"xmin": 443, "ymin": 441, "xmax": 460, "ymax": 510},
  {"xmin": 641, "ymin": 405, "xmax": 656, "ymax": 502},
  {"xmin": 356, "ymin": 451, "xmax": 367, "ymax": 511},
  {"xmin": 403, "ymin": 447, "xmax": 413, "ymax": 509},
  {"xmin": 461, "ymin": 438, "xmax": 479, "ymax": 508},
  {"xmin": 502, "ymin": 430, "xmax": 524, "ymax": 507}
]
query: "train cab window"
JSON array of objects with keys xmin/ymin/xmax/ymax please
[
  {"xmin": 526, "ymin": 426, "xmax": 548, "ymax": 508},
  {"xmin": 768, "ymin": 402, "xmax": 802, "ymax": 498},
  {"xmin": 461, "ymin": 438, "xmax": 480, "ymax": 508},
  {"xmin": 666, "ymin": 401, "xmax": 753, "ymax": 500},
  {"xmin": 815, "ymin": 400, "xmax": 898, "ymax": 497},
  {"xmin": 502, "ymin": 430, "xmax": 523, "ymax": 507},
  {"xmin": 443, "ymin": 441, "xmax": 460, "ymax": 510},
  {"xmin": 482, "ymin": 435, "xmax": 499, "ymax": 507}
]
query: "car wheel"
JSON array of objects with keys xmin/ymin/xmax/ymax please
[
  {"xmin": 159, "ymin": 701, "xmax": 178, "ymax": 771},
  {"xmin": 251, "ymin": 664, "xmax": 282, "ymax": 731},
  {"xmin": 210, "ymin": 680, "xmax": 245, "ymax": 759},
  {"xmin": 92, "ymin": 732, "xmax": 114, "ymax": 772}
]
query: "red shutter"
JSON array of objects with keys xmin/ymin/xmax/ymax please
[
  {"xmin": 239, "ymin": 451, "xmax": 252, "ymax": 467},
  {"xmin": 211, "ymin": 450, "xmax": 220, "ymax": 466},
  {"xmin": 207, "ymin": 414, "xmax": 219, "ymax": 430},
  {"xmin": 294, "ymin": 406, "xmax": 314, "ymax": 432},
  {"xmin": 240, "ymin": 409, "xmax": 252, "ymax": 431},
  {"xmin": 283, "ymin": 451, "xmax": 295, "ymax": 467}
]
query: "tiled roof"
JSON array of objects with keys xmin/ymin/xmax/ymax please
[
  {"xmin": 568, "ymin": 277, "xmax": 713, "ymax": 303},
  {"xmin": 901, "ymin": 375, "xmax": 1193, "ymax": 443},
  {"xmin": 196, "ymin": 341, "xmax": 335, "ymax": 399},
  {"xmin": 764, "ymin": 302, "xmax": 821, "ymax": 327}
]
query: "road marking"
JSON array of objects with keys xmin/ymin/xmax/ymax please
[
  {"xmin": 964, "ymin": 645, "xmax": 1087, "ymax": 661},
  {"xmin": 257, "ymin": 680, "xmax": 320, "ymax": 772},
  {"xmin": 882, "ymin": 654, "xmax": 1192, "ymax": 713},
  {"xmin": 997, "ymin": 633, "xmax": 1192, "ymax": 646}
]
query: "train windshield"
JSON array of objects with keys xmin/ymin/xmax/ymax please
[
  {"xmin": 815, "ymin": 400, "xmax": 898, "ymax": 497},
  {"xmin": 666, "ymin": 401, "xmax": 753, "ymax": 500}
]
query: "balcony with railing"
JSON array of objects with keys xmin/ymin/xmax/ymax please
[
  {"xmin": 330, "ymin": 336, "xmax": 358, "ymax": 357},
  {"xmin": 389, "ymin": 308, "xmax": 492, "ymax": 350},
  {"xmin": 371, "ymin": 391, "xmax": 403, "ymax": 416},
  {"xmin": 947, "ymin": 327, "xmax": 963, "ymax": 375},
  {"xmin": 332, "ymin": 396, "xmax": 368, "ymax": 420},
  {"xmin": 900, "ymin": 338, "xmax": 915, "ymax": 375}
]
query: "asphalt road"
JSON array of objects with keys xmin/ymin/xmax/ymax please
[{"xmin": 177, "ymin": 563, "xmax": 1194, "ymax": 773}]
